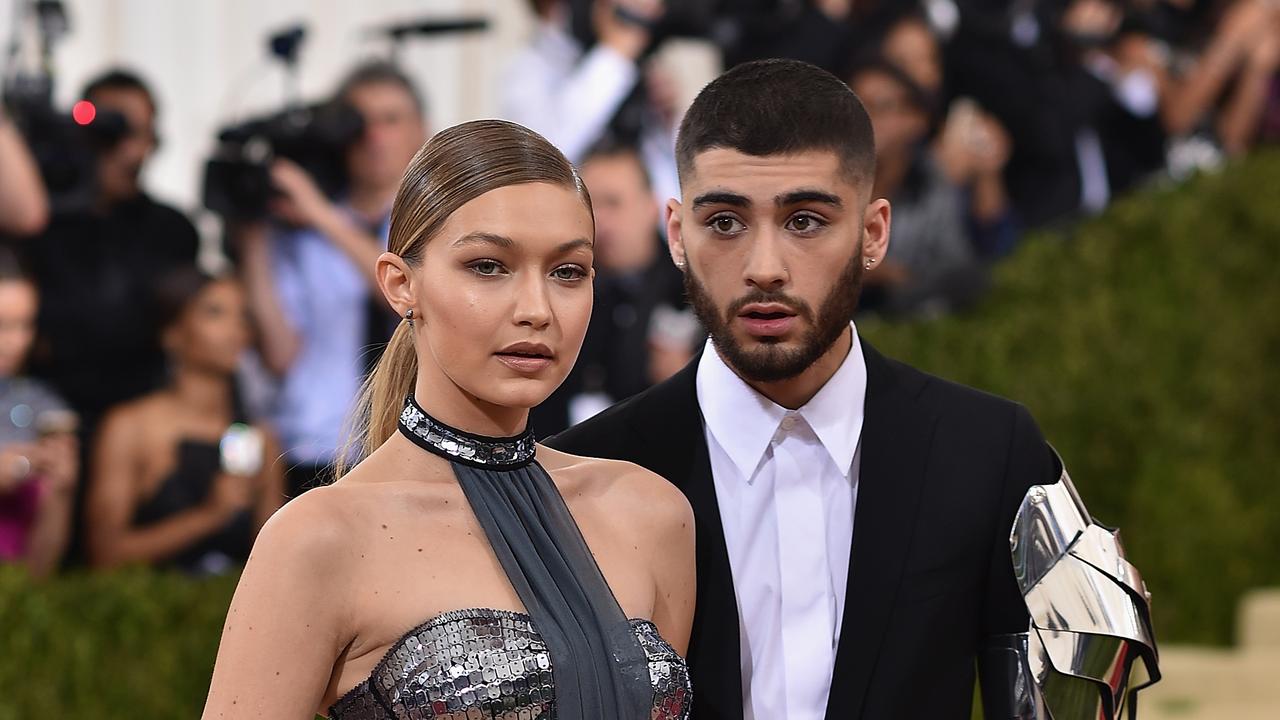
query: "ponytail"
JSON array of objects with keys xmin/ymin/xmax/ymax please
[{"xmin": 335, "ymin": 320, "xmax": 417, "ymax": 478}]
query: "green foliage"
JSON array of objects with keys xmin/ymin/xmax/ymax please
[
  {"xmin": 1, "ymin": 153, "xmax": 1276, "ymax": 717},
  {"xmin": 0, "ymin": 566, "xmax": 238, "ymax": 719},
  {"xmin": 862, "ymin": 151, "xmax": 1280, "ymax": 646}
]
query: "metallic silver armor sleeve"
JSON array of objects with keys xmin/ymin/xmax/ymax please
[{"xmin": 979, "ymin": 457, "xmax": 1161, "ymax": 719}]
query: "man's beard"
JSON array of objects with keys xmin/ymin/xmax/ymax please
[{"xmin": 683, "ymin": 243, "xmax": 864, "ymax": 383}]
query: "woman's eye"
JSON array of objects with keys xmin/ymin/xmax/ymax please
[
  {"xmin": 468, "ymin": 260, "xmax": 504, "ymax": 276},
  {"xmin": 708, "ymin": 215, "xmax": 745, "ymax": 235},
  {"xmin": 552, "ymin": 265, "xmax": 587, "ymax": 281},
  {"xmin": 787, "ymin": 214, "xmax": 825, "ymax": 234}
]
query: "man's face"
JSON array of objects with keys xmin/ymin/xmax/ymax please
[
  {"xmin": 668, "ymin": 149, "xmax": 889, "ymax": 382},
  {"xmin": 851, "ymin": 69, "xmax": 929, "ymax": 159},
  {"xmin": 345, "ymin": 82, "xmax": 428, "ymax": 193},
  {"xmin": 580, "ymin": 152, "xmax": 660, "ymax": 273},
  {"xmin": 91, "ymin": 87, "xmax": 157, "ymax": 204}
]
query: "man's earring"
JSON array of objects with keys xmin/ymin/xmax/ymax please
[
  {"xmin": 675, "ymin": 258, "xmax": 687, "ymax": 269},
  {"xmin": 405, "ymin": 308, "xmax": 415, "ymax": 327}
]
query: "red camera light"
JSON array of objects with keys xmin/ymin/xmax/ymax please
[{"xmin": 72, "ymin": 100, "xmax": 97, "ymax": 125}]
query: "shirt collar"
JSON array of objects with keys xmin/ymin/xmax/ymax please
[{"xmin": 696, "ymin": 324, "xmax": 868, "ymax": 481}]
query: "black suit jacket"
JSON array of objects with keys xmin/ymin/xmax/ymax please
[{"xmin": 547, "ymin": 338, "xmax": 1059, "ymax": 719}]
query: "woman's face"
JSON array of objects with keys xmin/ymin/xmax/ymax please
[
  {"xmin": 166, "ymin": 279, "xmax": 251, "ymax": 375},
  {"xmin": 0, "ymin": 280, "xmax": 37, "ymax": 378},
  {"xmin": 411, "ymin": 182, "xmax": 595, "ymax": 411}
]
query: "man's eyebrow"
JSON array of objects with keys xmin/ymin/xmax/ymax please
[
  {"xmin": 692, "ymin": 191, "xmax": 751, "ymax": 209},
  {"xmin": 777, "ymin": 189, "xmax": 842, "ymax": 208},
  {"xmin": 452, "ymin": 231, "xmax": 515, "ymax": 248}
]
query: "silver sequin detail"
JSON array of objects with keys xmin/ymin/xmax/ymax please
[
  {"xmin": 399, "ymin": 400, "xmax": 536, "ymax": 468},
  {"xmin": 330, "ymin": 609, "xmax": 691, "ymax": 720}
]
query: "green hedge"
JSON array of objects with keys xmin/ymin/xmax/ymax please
[
  {"xmin": 862, "ymin": 150, "xmax": 1280, "ymax": 646},
  {"xmin": 0, "ymin": 566, "xmax": 238, "ymax": 719},
  {"xmin": 1, "ymin": 152, "xmax": 1276, "ymax": 717}
]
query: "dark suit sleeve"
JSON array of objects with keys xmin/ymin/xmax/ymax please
[
  {"xmin": 982, "ymin": 404, "xmax": 1059, "ymax": 635},
  {"xmin": 543, "ymin": 409, "xmax": 624, "ymax": 461}
]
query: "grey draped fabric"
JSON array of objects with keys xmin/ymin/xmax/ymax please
[{"xmin": 396, "ymin": 396, "xmax": 653, "ymax": 719}]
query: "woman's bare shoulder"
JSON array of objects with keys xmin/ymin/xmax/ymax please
[{"xmin": 538, "ymin": 445, "xmax": 693, "ymax": 532}]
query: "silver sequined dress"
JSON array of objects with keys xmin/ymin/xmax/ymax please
[{"xmin": 329, "ymin": 609, "xmax": 691, "ymax": 720}]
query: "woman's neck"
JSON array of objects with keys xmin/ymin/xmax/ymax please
[
  {"xmin": 168, "ymin": 366, "xmax": 233, "ymax": 419},
  {"xmin": 412, "ymin": 377, "xmax": 530, "ymax": 439}
]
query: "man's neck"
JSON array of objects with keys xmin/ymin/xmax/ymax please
[{"xmin": 737, "ymin": 326, "xmax": 853, "ymax": 410}]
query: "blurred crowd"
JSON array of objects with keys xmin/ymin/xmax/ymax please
[{"xmin": 1, "ymin": 0, "xmax": 1276, "ymax": 578}]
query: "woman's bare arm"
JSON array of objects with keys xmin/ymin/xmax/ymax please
[
  {"xmin": 203, "ymin": 488, "xmax": 357, "ymax": 719},
  {"xmin": 636, "ymin": 469, "xmax": 697, "ymax": 657}
]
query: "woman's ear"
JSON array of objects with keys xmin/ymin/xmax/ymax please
[
  {"xmin": 376, "ymin": 252, "xmax": 415, "ymax": 318},
  {"xmin": 160, "ymin": 324, "xmax": 180, "ymax": 355}
]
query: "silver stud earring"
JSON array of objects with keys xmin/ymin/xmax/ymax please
[
  {"xmin": 865, "ymin": 258, "xmax": 876, "ymax": 270},
  {"xmin": 405, "ymin": 308, "xmax": 415, "ymax": 327},
  {"xmin": 675, "ymin": 259, "xmax": 687, "ymax": 269}
]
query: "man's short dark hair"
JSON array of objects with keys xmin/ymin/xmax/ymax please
[
  {"xmin": 82, "ymin": 68, "xmax": 156, "ymax": 113},
  {"xmin": 336, "ymin": 60, "xmax": 426, "ymax": 115},
  {"xmin": 675, "ymin": 58, "xmax": 876, "ymax": 187}
]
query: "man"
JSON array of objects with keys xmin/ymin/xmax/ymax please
[
  {"xmin": 550, "ymin": 59, "xmax": 1156, "ymax": 718},
  {"xmin": 532, "ymin": 140, "xmax": 696, "ymax": 436},
  {"xmin": 235, "ymin": 61, "xmax": 427, "ymax": 496},
  {"xmin": 501, "ymin": 0, "xmax": 680, "ymax": 207},
  {"xmin": 24, "ymin": 69, "xmax": 200, "ymax": 429}
]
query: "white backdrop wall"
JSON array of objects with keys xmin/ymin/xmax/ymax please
[{"xmin": 2, "ymin": 0, "xmax": 717, "ymax": 234}]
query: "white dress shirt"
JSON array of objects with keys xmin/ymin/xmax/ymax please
[{"xmin": 696, "ymin": 326, "xmax": 866, "ymax": 720}]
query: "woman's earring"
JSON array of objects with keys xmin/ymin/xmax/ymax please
[
  {"xmin": 864, "ymin": 257, "xmax": 876, "ymax": 270},
  {"xmin": 405, "ymin": 308, "xmax": 415, "ymax": 327}
]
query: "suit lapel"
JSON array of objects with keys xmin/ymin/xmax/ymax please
[
  {"xmin": 626, "ymin": 359, "xmax": 744, "ymax": 720},
  {"xmin": 825, "ymin": 340, "xmax": 937, "ymax": 720}
]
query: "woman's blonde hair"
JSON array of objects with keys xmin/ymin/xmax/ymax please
[{"xmin": 334, "ymin": 119, "xmax": 590, "ymax": 478}]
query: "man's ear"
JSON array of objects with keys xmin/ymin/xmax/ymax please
[
  {"xmin": 666, "ymin": 198, "xmax": 686, "ymax": 269},
  {"xmin": 862, "ymin": 198, "xmax": 891, "ymax": 264}
]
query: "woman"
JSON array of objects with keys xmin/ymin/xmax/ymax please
[
  {"xmin": 202, "ymin": 120, "xmax": 695, "ymax": 719},
  {"xmin": 86, "ymin": 269, "xmax": 283, "ymax": 575},
  {"xmin": 0, "ymin": 247, "xmax": 77, "ymax": 577}
]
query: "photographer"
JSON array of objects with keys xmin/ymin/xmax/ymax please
[
  {"xmin": 0, "ymin": 106, "xmax": 50, "ymax": 237},
  {"xmin": 234, "ymin": 61, "xmax": 427, "ymax": 497},
  {"xmin": 22, "ymin": 69, "xmax": 200, "ymax": 433},
  {"xmin": 501, "ymin": 0, "xmax": 682, "ymax": 204}
]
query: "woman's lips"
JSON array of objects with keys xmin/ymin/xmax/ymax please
[{"xmin": 494, "ymin": 353, "xmax": 553, "ymax": 373}]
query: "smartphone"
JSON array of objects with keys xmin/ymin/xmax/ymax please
[{"xmin": 219, "ymin": 423, "xmax": 265, "ymax": 477}]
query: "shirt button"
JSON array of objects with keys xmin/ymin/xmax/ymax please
[{"xmin": 780, "ymin": 416, "xmax": 796, "ymax": 431}]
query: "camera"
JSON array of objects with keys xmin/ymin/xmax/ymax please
[
  {"xmin": 2, "ymin": 0, "xmax": 132, "ymax": 214},
  {"xmin": 202, "ymin": 101, "xmax": 364, "ymax": 221}
]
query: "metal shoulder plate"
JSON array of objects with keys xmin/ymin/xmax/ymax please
[{"xmin": 981, "ymin": 456, "xmax": 1161, "ymax": 719}]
